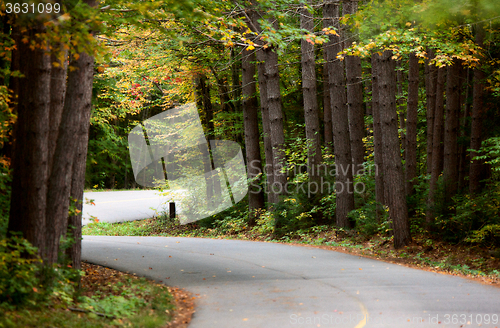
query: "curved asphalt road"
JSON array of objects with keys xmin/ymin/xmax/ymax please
[{"xmin": 82, "ymin": 236, "xmax": 500, "ymax": 328}]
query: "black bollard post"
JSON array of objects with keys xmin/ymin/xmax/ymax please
[{"xmin": 169, "ymin": 202, "xmax": 176, "ymax": 219}]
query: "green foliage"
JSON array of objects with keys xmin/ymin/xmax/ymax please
[
  {"xmin": 465, "ymin": 224, "xmax": 500, "ymax": 247},
  {"xmin": 0, "ymin": 235, "xmax": 86, "ymax": 311},
  {"xmin": 474, "ymin": 136, "xmax": 500, "ymax": 171},
  {"xmin": 0, "ymin": 163, "xmax": 11, "ymax": 238},
  {"xmin": 348, "ymin": 201, "xmax": 390, "ymax": 236},
  {"xmin": 0, "ymin": 236, "xmax": 41, "ymax": 308},
  {"xmin": 435, "ymin": 181, "xmax": 500, "ymax": 243}
]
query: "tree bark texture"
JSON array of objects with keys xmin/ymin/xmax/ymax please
[
  {"xmin": 66, "ymin": 51, "xmax": 95, "ymax": 269},
  {"xmin": 343, "ymin": 0, "xmax": 365, "ymax": 172},
  {"xmin": 378, "ymin": 50, "xmax": 411, "ymax": 248},
  {"xmin": 323, "ymin": 48, "xmax": 333, "ymax": 150},
  {"xmin": 396, "ymin": 65, "xmax": 406, "ymax": 158},
  {"xmin": 242, "ymin": 48, "xmax": 265, "ymax": 224},
  {"xmin": 425, "ymin": 51, "xmax": 437, "ymax": 175},
  {"xmin": 371, "ymin": 53, "xmax": 386, "ymax": 219},
  {"xmin": 443, "ymin": 60, "xmax": 461, "ymax": 202},
  {"xmin": 301, "ymin": 1, "xmax": 322, "ymax": 188},
  {"xmin": 8, "ymin": 26, "xmax": 51, "ymax": 259},
  {"xmin": 264, "ymin": 45, "xmax": 287, "ymax": 204},
  {"xmin": 469, "ymin": 29, "xmax": 486, "ymax": 195},
  {"xmin": 427, "ymin": 67, "xmax": 446, "ymax": 222},
  {"xmin": 256, "ymin": 48, "xmax": 275, "ymax": 205},
  {"xmin": 405, "ymin": 53, "xmax": 419, "ymax": 197},
  {"xmin": 324, "ymin": 0, "xmax": 354, "ymax": 228}
]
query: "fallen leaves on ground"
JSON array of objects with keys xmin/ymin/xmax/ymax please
[{"xmin": 81, "ymin": 262, "xmax": 195, "ymax": 327}]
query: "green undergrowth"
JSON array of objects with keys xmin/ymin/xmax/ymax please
[{"xmin": 0, "ymin": 236, "xmax": 175, "ymax": 328}]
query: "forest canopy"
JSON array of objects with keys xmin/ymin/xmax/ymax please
[{"xmin": 0, "ymin": 0, "xmax": 499, "ymax": 268}]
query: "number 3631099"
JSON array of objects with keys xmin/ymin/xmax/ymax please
[{"xmin": 5, "ymin": 2, "xmax": 61, "ymax": 14}]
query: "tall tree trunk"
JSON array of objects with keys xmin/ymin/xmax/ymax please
[
  {"xmin": 458, "ymin": 67, "xmax": 471, "ymax": 191},
  {"xmin": 231, "ymin": 48, "xmax": 241, "ymax": 112},
  {"xmin": 324, "ymin": 0, "xmax": 354, "ymax": 228},
  {"xmin": 323, "ymin": 51, "xmax": 333, "ymax": 150},
  {"xmin": 45, "ymin": 51, "xmax": 86, "ymax": 264},
  {"xmin": 242, "ymin": 48, "xmax": 265, "ymax": 224},
  {"xmin": 396, "ymin": 65, "xmax": 406, "ymax": 158},
  {"xmin": 8, "ymin": 26, "xmax": 51, "ymax": 259},
  {"xmin": 200, "ymin": 75, "xmax": 215, "ymax": 138},
  {"xmin": 443, "ymin": 60, "xmax": 461, "ymax": 203},
  {"xmin": 256, "ymin": 49, "xmax": 275, "ymax": 205},
  {"xmin": 405, "ymin": 53, "xmax": 419, "ymax": 197},
  {"xmin": 48, "ymin": 50, "xmax": 68, "ymax": 172},
  {"xmin": 434, "ymin": 67, "xmax": 446, "ymax": 174},
  {"xmin": 67, "ymin": 0, "xmax": 97, "ymax": 269},
  {"xmin": 66, "ymin": 51, "xmax": 95, "ymax": 269},
  {"xmin": 469, "ymin": 28, "xmax": 486, "ymax": 195},
  {"xmin": 371, "ymin": 53, "xmax": 385, "ymax": 220},
  {"xmin": 247, "ymin": 9, "xmax": 276, "ymax": 206},
  {"xmin": 425, "ymin": 51, "xmax": 437, "ymax": 175},
  {"xmin": 301, "ymin": 1, "xmax": 322, "ymax": 189},
  {"xmin": 343, "ymin": 0, "xmax": 364, "ymax": 172},
  {"xmin": 378, "ymin": 50, "xmax": 411, "ymax": 248},
  {"xmin": 265, "ymin": 45, "xmax": 287, "ymax": 204},
  {"xmin": 427, "ymin": 67, "xmax": 446, "ymax": 222}
]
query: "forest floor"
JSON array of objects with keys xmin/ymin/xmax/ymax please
[
  {"xmin": 81, "ymin": 262, "xmax": 195, "ymax": 328},
  {"xmin": 0, "ymin": 261, "xmax": 194, "ymax": 327},
  {"xmin": 83, "ymin": 218, "xmax": 500, "ymax": 287}
]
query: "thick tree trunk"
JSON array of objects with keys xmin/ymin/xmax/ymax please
[
  {"xmin": 242, "ymin": 49, "xmax": 265, "ymax": 224},
  {"xmin": 301, "ymin": 1, "xmax": 322, "ymax": 189},
  {"xmin": 396, "ymin": 65, "xmax": 406, "ymax": 158},
  {"xmin": 371, "ymin": 53, "xmax": 385, "ymax": 219},
  {"xmin": 443, "ymin": 60, "xmax": 461, "ymax": 202},
  {"xmin": 45, "ymin": 52, "xmax": 87, "ymax": 264},
  {"xmin": 8, "ymin": 26, "xmax": 51, "ymax": 259},
  {"xmin": 67, "ymin": 0, "xmax": 97, "ymax": 269},
  {"xmin": 324, "ymin": 0, "xmax": 354, "ymax": 228},
  {"xmin": 247, "ymin": 9, "xmax": 276, "ymax": 206},
  {"xmin": 425, "ymin": 51, "xmax": 437, "ymax": 175},
  {"xmin": 256, "ymin": 49, "xmax": 275, "ymax": 205},
  {"xmin": 378, "ymin": 50, "xmax": 411, "ymax": 248},
  {"xmin": 427, "ymin": 67, "xmax": 445, "ymax": 222},
  {"xmin": 343, "ymin": 0, "xmax": 365, "ymax": 172},
  {"xmin": 66, "ymin": 50, "xmax": 95, "ymax": 270},
  {"xmin": 405, "ymin": 53, "xmax": 419, "ymax": 196},
  {"xmin": 469, "ymin": 29, "xmax": 486, "ymax": 195},
  {"xmin": 48, "ymin": 50, "xmax": 68, "ymax": 172},
  {"xmin": 265, "ymin": 46, "xmax": 287, "ymax": 204}
]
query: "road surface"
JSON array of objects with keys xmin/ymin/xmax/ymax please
[{"xmin": 82, "ymin": 236, "xmax": 500, "ymax": 328}]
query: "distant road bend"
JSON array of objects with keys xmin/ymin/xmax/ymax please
[{"xmin": 82, "ymin": 190, "xmax": 184, "ymax": 225}]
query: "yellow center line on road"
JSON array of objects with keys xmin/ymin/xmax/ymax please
[{"xmin": 354, "ymin": 300, "xmax": 369, "ymax": 328}]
